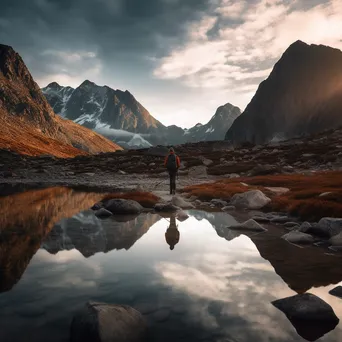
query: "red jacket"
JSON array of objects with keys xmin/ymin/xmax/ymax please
[{"xmin": 164, "ymin": 152, "xmax": 180, "ymax": 168}]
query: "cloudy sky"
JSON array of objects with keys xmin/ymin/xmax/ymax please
[{"xmin": 1, "ymin": 0, "xmax": 342, "ymax": 127}]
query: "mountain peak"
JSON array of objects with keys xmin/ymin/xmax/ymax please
[
  {"xmin": 0, "ymin": 44, "xmax": 27, "ymax": 81},
  {"xmin": 46, "ymin": 82, "xmax": 61, "ymax": 89},
  {"xmin": 80, "ymin": 80, "xmax": 96, "ymax": 88}
]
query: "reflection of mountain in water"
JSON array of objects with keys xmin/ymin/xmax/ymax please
[
  {"xmin": 188, "ymin": 210, "xmax": 240, "ymax": 241},
  {"xmin": 0, "ymin": 188, "xmax": 104, "ymax": 293},
  {"xmin": 42, "ymin": 212, "xmax": 161, "ymax": 257},
  {"xmin": 190, "ymin": 210, "xmax": 342, "ymax": 294},
  {"xmin": 250, "ymin": 233, "xmax": 342, "ymax": 294}
]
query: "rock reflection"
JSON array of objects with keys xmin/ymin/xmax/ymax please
[
  {"xmin": 192, "ymin": 211, "xmax": 342, "ymax": 293},
  {"xmin": 0, "ymin": 187, "xmax": 104, "ymax": 293},
  {"xmin": 272, "ymin": 294, "xmax": 339, "ymax": 341},
  {"xmin": 43, "ymin": 212, "xmax": 161, "ymax": 257}
]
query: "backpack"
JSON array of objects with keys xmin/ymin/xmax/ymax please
[{"xmin": 166, "ymin": 154, "xmax": 178, "ymax": 171}]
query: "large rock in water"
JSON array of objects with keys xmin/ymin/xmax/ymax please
[
  {"xmin": 282, "ymin": 231, "xmax": 314, "ymax": 244},
  {"xmin": 70, "ymin": 302, "xmax": 147, "ymax": 342},
  {"xmin": 104, "ymin": 199, "xmax": 143, "ymax": 215},
  {"xmin": 225, "ymin": 41, "xmax": 342, "ymax": 145},
  {"xmin": 230, "ymin": 190, "xmax": 271, "ymax": 210},
  {"xmin": 272, "ymin": 294, "xmax": 339, "ymax": 341},
  {"xmin": 316, "ymin": 218, "xmax": 342, "ymax": 237}
]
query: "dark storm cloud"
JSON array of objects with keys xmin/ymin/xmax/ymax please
[{"xmin": 0, "ymin": 0, "xmax": 213, "ymax": 81}]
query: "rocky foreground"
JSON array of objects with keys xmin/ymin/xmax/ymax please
[{"xmin": 1, "ymin": 126, "xmax": 342, "ymax": 185}]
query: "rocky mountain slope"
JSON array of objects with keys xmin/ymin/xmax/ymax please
[
  {"xmin": 183, "ymin": 103, "xmax": 240, "ymax": 142},
  {"xmin": 226, "ymin": 40, "xmax": 342, "ymax": 145},
  {"xmin": 0, "ymin": 44, "xmax": 122, "ymax": 157},
  {"xmin": 42, "ymin": 81, "xmax": 240, "ymax": 147}
]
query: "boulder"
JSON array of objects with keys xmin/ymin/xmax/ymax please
[
  {"xmin": 282, "ymin": 231, "xmax": 314, "ymax": 244},
  {"xmin": 272, "ymin": 294, "xmax": 339, "ymax": 342},
  {"xmin": 154, "ymin": 202, "xmax": 180, "ymax": 212},
  {"xmin": 172, "ymin": 196, "xmax": 194, "ymax": 209},
  {"xmin": 70, "ymin": 302, "xmax": 147, "ymax": 342},
  {"xmin": 316, "ymin": 218, "xmax": 342, "ymax": 237},
  {"xmin": 297, "ymin": 222, "xmax": 312, "ymax": 233},
  {"xmin": 230, "ymin": 190, "xmax": 271, "ymax": 210},
  {"xmin": 176, "ymin": 210, "xmax": 189, "ymax": 222},
  {"xmin": 104, "ymin": 199, "xmax": 143, "ymax": 215},
  {"xmin": 95, "ymin": 208, "xmax": 113, "ymax": 218},
  {"xmin": 329, "ymin": 232, "xmax": 342, "ymax": 246},
  {"xmin": 210, "ymin": 199, "xmax": 228, "ymax": 207},
  {"xmin": 229, "ymin": 219, "xmax": 267, "ymax": 232}
]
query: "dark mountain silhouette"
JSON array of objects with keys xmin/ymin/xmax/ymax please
[{"xmin": 226, "ymin": 41, "xmax": 342, "ymax": 145}]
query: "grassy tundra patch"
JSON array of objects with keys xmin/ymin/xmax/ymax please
[{"xmin": 183, "ymin": 171, "xmax": 342, "ymax": 221}]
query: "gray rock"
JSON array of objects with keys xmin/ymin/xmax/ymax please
[
  {"xmin": 210, "ymin": 199, "xmax": 228, "ymax": 207},
  {"xmin": 154, "ymin": 202, "xmax": 180, "ymax": 212},
  {"xmin": 316, "ymin": 218, "xmax": 342, "ymax": 237},
  {"xmin": 329, "ymin": 232, "xmax": 342, "ymax": 246},
  {"xmin": 95, "ymin": 208, "xmax": 113, "ymax": 218},
  {"xmin": 229, "ymin": 219, "xmax": 267, "ymax": 232},
  {"xmin": 105, "ymin": 199, "xmax": 143, "ymax": 215},
  {"xmin": 272, "ymin": 293, "xmax": 339, "ymax": 321},
  {"xmin": 282, "ymin": 231, "xmax": 314, "ymax": 244},
  {"xmin": 272, "ymin": 294, "xmax": 339, "ymax": 342},
  {"xmin": 172, "ymin": 196, "xmax": 194, "ymax": 209},
  {"xmin": 230, "ymin": 190, "xmax": 271, "ymax": 210},
  {"xmin": 70, "ymin": 302, "xmax": 147, "ymax": 342},
  {"xmin": 298, "ymin": 221, "xmax": 312, "ymax": 233}
]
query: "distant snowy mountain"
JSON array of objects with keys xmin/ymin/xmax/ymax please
[
  {"xmin": 184, "ymin": 103, "xmax": 241, "ymax": 142},
  {"xmin": 42, "ymin": 81, "xmax": 240, "ymax": 147}
]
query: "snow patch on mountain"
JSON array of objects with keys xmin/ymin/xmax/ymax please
[{"xmin": 128, "ymin": 134, "xmax": 152, "ymax": 148}]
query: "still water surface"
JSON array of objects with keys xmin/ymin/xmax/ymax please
[{"xmin": 0, "ymin": 187, "xmax": 342, "ymax": 342}]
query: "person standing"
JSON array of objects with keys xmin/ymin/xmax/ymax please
[{"xmin": 164, "ymin": 147, "xmax": 180, "ymax": 195}]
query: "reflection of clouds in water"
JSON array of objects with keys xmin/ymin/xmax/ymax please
[
  {"xmin": 155, "ymin": 230, "xmax": 342, "ymax": 341},
  {"xmin": 32, "ymin": 249, "xmax": 103, "ymax": 288}
]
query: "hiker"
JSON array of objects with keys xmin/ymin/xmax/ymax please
[
  {"xmin": 165, "ymin": 214, "xmax": 180, "ymax": 250},
  {"xmin": 164, "ymin": 147, "xmax": 180, "ymax": 195}
]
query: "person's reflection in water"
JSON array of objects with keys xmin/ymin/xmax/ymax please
[{"xmin": 165, "ymin": 214, "xmax": 180, "ymax": 250}]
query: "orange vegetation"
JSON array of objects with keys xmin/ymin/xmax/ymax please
[
  {"xmin": 0, "ymin": 111, "xmax": 122, "ymax": 158},
  {"xmin": 102, "ymin": 191, "xmax": 161, "ymax": 208},
  {"xmin": 184, "ymin": 171, "xmax": 342, "ymax": 221}
]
